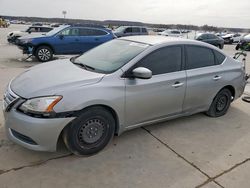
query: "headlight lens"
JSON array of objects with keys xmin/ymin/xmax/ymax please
[{"xmin": 19, "ymin": 96, "xmax": 62, "ymax": 115}]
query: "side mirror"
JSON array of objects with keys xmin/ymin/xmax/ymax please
[
  {"xmin": 132, "ymin": 67, "xmax": 152, "ymax": 79},
  {"xmin": 28, "ymin": 31, "xmax": 31, "ymax": 34}
]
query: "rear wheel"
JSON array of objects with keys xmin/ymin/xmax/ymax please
[
  {"xmin": 35, "ymin": 45, "xmax": 53, "ymax": 62},
  {"xmin": 63, "ymin": 107, "xmax": 115, "ymax": 156},
  {"xmin": 206, "ymin": 88, "xmax": 232, "ymax": 117}
]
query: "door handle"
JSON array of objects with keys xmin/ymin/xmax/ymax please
[
  {"xmin": 172, "ymin": 82, "xmax": 184, "ymax": 88},
  {"xmin": 95, "ymin": 38, "xmax": 99, "ymax": 41},
  {"xmin": 213, "ymin": 76, "xmax": 222, "ymax": 81}
]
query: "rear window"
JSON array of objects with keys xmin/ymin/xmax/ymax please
[
  {"xmin": 186, "ymin": 46, "xmax": 215, "ymax": 69},
  {"xmin": 214, "ymin": 50, "xmax": 226, "ymax": 65}
]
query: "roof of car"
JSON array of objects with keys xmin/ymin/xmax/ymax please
[
  {"xmin": 120, "ymin": 35, "xmax": 202, "ymax": 46},
  {"xmin": 29, "ymin": 26, "xmax": 52, "ymax": 28}
]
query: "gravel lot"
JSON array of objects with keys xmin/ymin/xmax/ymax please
[{"xmin": 0, "ymin": 24, "xmax": 250, "ymax": 188}]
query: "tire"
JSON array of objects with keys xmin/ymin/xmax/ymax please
[
  {"xmin": 206, "ymin": 88, "xmax": 232, "ymax": 117},
  {"xmin": 235, "ymin": 44, "xmax": 240, "ymax": 50},
  {"xmin": 219, "ymin": 44, "xmax": 223, "ymax": 49},
  {"xmin": 35, "ymin": 45, "xmax": 53, "ymax": 62},
  {"xmin": 63, "ymin": 107, "xmax": 115, "ymax": 156}
]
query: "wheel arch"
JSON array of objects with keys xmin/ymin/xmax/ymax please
[
  {"xmin": 56, "ymin": 104, "xmax": 120, "ymax": 151},
  {"xmin": 33, "ymin": 43, "xmax": 55, "ymax": 55},
  {"xmin": 223, "ymin": 85, "xmax": 235, "ymax": 100}
]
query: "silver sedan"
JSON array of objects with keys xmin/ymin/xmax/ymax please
[{"xmin": 3, "ymin": 36, "xmax": 247, "ymax": 155}]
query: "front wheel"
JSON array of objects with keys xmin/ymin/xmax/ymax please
[
  {"xmin": 35, "ymin": 46, "xmax": 53, "ymax": 62},
  {"xmin": 206, "ymin": 88, "xmax": 232, "ymax": 117},
  {"xmin": 63, "ymin": 107, "xmax": 116, "ymax": 156}
]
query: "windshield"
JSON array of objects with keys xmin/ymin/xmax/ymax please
[
  {"xmin": 73, "ymin": 39, "xmax": 149, "ymax": 73},
  {"xmin": 45, "ymin": 25, "xmax": 69, "ymax": 36}
]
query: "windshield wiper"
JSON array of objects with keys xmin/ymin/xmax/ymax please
[{"xmin": 72, "ymin": 62, "xmax": 96, "ymax": 71}]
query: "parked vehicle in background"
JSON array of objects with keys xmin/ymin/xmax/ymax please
[
  {"xmin": 16, "ymin": 25, "xmax": 116, "ymax": 62},
  {"xmin": 7, "ymin": 26, "xmax": 53, "ymax": 44},
  {"xmin": 221, "ymin": 34, "xmax": 234, "ymax": 44},
  {"xmin": 232, "ymin": 33, "xmax": 244, "ymax": 43},
  {"xmin": 113, "ymin": 26, "xmax": 148, "ymax": 37},
  {"xmin": 3, "ymin": 36, "xmax": 246, "ymax": 156},
  {"xmin": 196, "ymin": 33, "xmax": 224, "ymax": 49},
  {"xmin": 32, "ymin": 22, "xmax": 43, "ymax": 26},
  {"xmin": 218, "ymin": 33, "xmax": 244, "ymax": 44},
  {"xmin": 50, "ymin": 23, "xmax": 61, "ymax": 28},
  {"xmin": 159, "ymin": 30, "xmax": 183, "ymax": 37},
  {"xmin": 236, "ymin": 34, "xmax": 250, "ymax": 51}
]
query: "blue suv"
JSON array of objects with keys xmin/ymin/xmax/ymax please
[{"xmin": 17, "ymin": 25, "xmax": 116, "ymax": 62}]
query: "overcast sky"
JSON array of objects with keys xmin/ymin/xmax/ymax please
[{"xmin": 0, "ymin": 0, "xmax": 250, "ymax": 28}]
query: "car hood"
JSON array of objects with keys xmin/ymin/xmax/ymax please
[
  {"xmin": 11, "ymin": 59, "xmax": 105, "ymax": 98},
  {"xmin": 8, "ymin": 31, "xmax": 25, "ymax": 35},
  {"xmin": 19, "ymin": 33, "xmax": 47, "ymax": 40},
  {"xmin": 222, "ymin": 34, "xmax": 233, "ymax": 38}
]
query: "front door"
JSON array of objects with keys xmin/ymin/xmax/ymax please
[
  {"xmin": 54, "ymin": 28, "xmax": 81, "ymax": 54},
  {"xmin": 125, "ymin": 45, "xmax": 186, "ymax": 126}
]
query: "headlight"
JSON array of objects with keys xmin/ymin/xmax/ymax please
[{"xmin": 19, "ymin": 96, "xmax": 62, "ymax": 116}]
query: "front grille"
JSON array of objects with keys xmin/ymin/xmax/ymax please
[
  {"xmin": 3, "ymin": 84, "xmax": 19, "ymax": 112},
  {"xmin": 11, "ymin": 129, "xmax": 38, "ymax": 145}
]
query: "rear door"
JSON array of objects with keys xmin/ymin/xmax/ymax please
[
  {"xmin": 125, "ymin": 45, "xmax": 186, "ymax": 126},
  {"xmin": 183, "ymin": 45, "xmax": 225, "ymax": 113}
]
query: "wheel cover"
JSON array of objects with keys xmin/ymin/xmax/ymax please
[
  {"xmin": 38, "ymin": 48, "xmax": 51, "ymax": 61},
  {"xmin": 216, "ymin": 95, "xmax": 227, "ymax": 112},
  {"xmin": 77, "ymin": 118, "xmax": 106, "ymax": 145}
]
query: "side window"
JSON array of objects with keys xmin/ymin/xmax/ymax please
[
  {"xmin": 132, "ymin": 27, "xmax": 140, "ymax": 33},
  {"xmin": 213, "ymin": 50, "xmax": 226, "ymax": 65},
  {"xmin": 208, "ymin": 34, "xmax": 216, "ymax": 39},
  {"xmin": 142, "ymin": 28, "xmax": 147, "ymax": 33},
  {"xmin": 91, "ymin": 29, "xmax": 107, "ymax": 36},
  {"xmin": 197, "ymin": 35, "xmax": 204, "ymax": 40},
  {"xmin": 60, "ymin": 28, "xmax": 79, "ymax": 36},
  {"xmin": 79, "ymin": 28, "xmax": 107, "ymax": 36},
  {"xmin": 186, "ymin": 46, "xmax": 215, "ymax": 69},
  {"xmin": 135, "ymin": 46, "xmax": 182, "ymax": 75},
  {"xmin": 41, "ymin": 27, "xmax": 52, "ymax": 32},
  {"xmin": 28, "ymin": 27, "xmax": 36, "ymax": 32},
  {"xmin": 125, "ymin": 27, "xmax": 132, "ymax": 33}
]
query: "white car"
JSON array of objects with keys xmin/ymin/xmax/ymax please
[
  {"xmin": 159, "ymin": 30, "xmax": 183, "ymax": 37},
  {"xmin": 7, "ymin": 26, "xmax": 52, "ymax": 44},
  {"xmin": 221, "ymin": 33, "xmax": 245, "ymax": 44}
]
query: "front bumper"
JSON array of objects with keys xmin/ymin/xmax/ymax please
[
  {"xmin": 3, "ymin": 101, "xmax": 74, "ymax": 152},
  {"xmin": 15, "ymin": 40, "xmax": 34, "ymax": 54}
]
